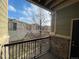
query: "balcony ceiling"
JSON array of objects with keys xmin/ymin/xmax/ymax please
[{"xmin": 27, "ymin": 0, "xmax": 66, "ymax": 11}]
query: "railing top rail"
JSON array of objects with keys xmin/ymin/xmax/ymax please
[{"xmin": 4, "ymin": 36, "xmax": 50, "ymax": 46}]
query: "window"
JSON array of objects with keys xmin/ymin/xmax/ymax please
[
  {"xmin": 8, "ymin": 22, "xmax": 17, "ymax": 31},
  {"xmin": 13, "ymin": 23, "xmax": 17, "ymax": 30}
]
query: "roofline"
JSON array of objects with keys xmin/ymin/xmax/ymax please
[{"xmin": 26, "ymin": 0, "xmax": 52, "ymax": 12}]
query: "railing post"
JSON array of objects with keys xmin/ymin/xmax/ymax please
[
  {"xmin": 0, "ymin": 45, "xmax": 3, "ymax": 59},
  {"xmin": 0, "ymin": 45, "xmax": 9, "ymax": 59},
  {"xmin": 40, "ymin": 40, "xmax": 42, "ymax": 54},
  {"xmin": 49, "ymin": 36, "xmax": 51, "ymax": 52},
  {"xmin": 34, "ymin": 40, "xmax": 36, "ymax": 59},
  {"xmin": 1, "ymin": 45, "xmax": 4, "ymax": 59}
]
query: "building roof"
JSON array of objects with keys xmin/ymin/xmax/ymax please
[{"xmin": 8, "ymin": 18, "xmax": 29, "ymax": 25}]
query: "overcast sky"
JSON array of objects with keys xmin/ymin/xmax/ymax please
[{"xmin": 8, "ymin": 0, "xmax": 51, "ymax": 26}]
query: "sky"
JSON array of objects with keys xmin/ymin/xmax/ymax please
[{"xmin": 8, "ymin": 0, "xmax": 51, "ymax": 26}]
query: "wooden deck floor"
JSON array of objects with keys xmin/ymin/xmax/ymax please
[{"xmin": 37, "ymin": 52, "xmax": 57, "ymax": 59}]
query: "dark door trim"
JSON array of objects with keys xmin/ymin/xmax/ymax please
[{"xmin": 69, "ymin": 18, "xmax": 79, "ymax": 59}]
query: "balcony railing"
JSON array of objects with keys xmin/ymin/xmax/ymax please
[{"xmin": 1, "ymin": 36, "xmax": 51, "ymax": 59}]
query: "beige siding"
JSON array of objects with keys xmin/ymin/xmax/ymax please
[
  {"xmin": 56, "ymin": 2, "xmax": 79, "ymax": 36},
  {"xmin": 0, "ymin": 0, "xmax": 8, "ymax": 45},
  {"xmin": 0, "ymin": 0, "xmax": 8, "ymax": 58},
  {"xmin": 51, "ymin": 1, "xmax": 79, "ymax": 38}
]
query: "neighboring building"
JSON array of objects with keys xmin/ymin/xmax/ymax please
[
  {"xmin": 8, "ymin": 18, "xmax": 32, "ymax": 42},
  {"xmin": 8, "ymin": 19, "xmax": 40, "ymax": 42},
  {"xmin": 8, "ymin": 18, "xmax": 51, "ymax": 42},
  {"xmin": 31, "ymin": 24, "xmax": 40, "ymax": 34}
]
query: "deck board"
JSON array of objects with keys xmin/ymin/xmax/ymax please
[{"xmin": 37, "ymin": 52, "xmax": 57, "ymax": 59}]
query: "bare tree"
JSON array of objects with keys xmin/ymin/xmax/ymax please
[{"xmin": 32, "ymin": 7, "xmax": 51, "ymax": 37}]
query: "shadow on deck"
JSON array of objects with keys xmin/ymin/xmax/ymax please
[{"xmin": 37, "ymin": 52, "xmax": 57, "ymax": 59}]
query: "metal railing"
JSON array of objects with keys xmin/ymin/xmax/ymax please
[{"xmin": 2, "ymin": 36, "xmax": 51, "ymax": 59}]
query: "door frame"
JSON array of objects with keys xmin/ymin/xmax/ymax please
[{"xmin": 69, "ymin": 18, "xmax": 79, "ymax": 59}]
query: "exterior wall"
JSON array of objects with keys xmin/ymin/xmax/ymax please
[
  {"xmin": 0, "ymin": 0, "xmax": 8, "ymax": 58},
  {"xmin": 51, "ymin": 36, "xmax": 70, "ymax": 59},
  {"xmin": 0, "ymin": 0, "xmax": 8, "ymax": 44},
  {"xmin": 51, "ymin": 1, "xmax": 79, "ymax": 59},
  {"xmin": 31, "ymin": 24, "xmax": 38, "ymax": 33},
  {"xmin": 52, "ymin": 1, "xmax": 79, "ymax": 38},
  {"xmin": 56, "ymin": 2, "xmax": 79, "ymax": 37},
  {"xmin": 9, "ymin": 20, "xmax": 30, "ymax": 42}
]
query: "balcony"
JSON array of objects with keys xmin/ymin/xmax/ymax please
[
  {"xmin": 1, "ymin": 36, "xmax": 70, "ymax": 59},
  {"xmin": 1, "ymin": 0, "xmax": 79, "ymax": 59}
]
